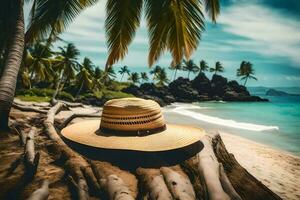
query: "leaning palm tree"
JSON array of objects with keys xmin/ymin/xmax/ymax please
[
  {"xmin": 210, "ymin": 61, "xmax": 224, "ymax": 75},
  {"xmin": 128, "ymin": 72, "xmax": 140, "ymax": 85},
  {"xmin": 51, "ymin": 43, "xmax": 80, "ymax": 101},
  {"xmin": 140, "ymin": 72, "xmax": 149, "ymax": 83},
  {"xmin": 199, "ymin": 60, "xmax": 209, "ymax": 74},
  {"xmin": 149, "ymin": 65, "xmax": 162, "ymax": 81},
  {"xmin": 27, "ymin": 42, "xmax": 53, "ymax": 83},
  {"xmin": 155, "ymin": 68, "xmax": 169, "ymax": 87},
  {"xmin": 103, "ymin": 66, "xmax": 116, "ymax": 85},
  {"xmin": 76, "ymin": 67, "xmax": 93, "ymax": 97},
  {"xmin": 118, "ymin": 65, "xmax": 130, "ymax": 82},
  {"xmin": 183, "ymin": 59, "xmax": 199, "ymax": 79},
  {"xmin": 237, "ymin": 61, "xmax": 257, "ymax": 86},
  {"xmin": 169, "ymin": 62, "xmax": 183, "ymax": 80}
]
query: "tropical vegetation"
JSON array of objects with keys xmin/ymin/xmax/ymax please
[
  {"xmin": 237, "ymin": 61, "xmax": 257, "ymax": 86},
  {"xmin": 0, "ymin": 0, "xmax": 220, "ymax": 131}
]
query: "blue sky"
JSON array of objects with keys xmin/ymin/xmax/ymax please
[{"xmin": 26, "ymin": 0, "xmax": 300, "ymax": 87}]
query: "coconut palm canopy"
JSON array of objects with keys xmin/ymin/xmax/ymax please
[{"xmin": 237, "ymin": 61, "xmax": 257, "ymax": 86}]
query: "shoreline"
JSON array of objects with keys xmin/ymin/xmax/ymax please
[{"xmin": 219, "ymin": 132, "xmax": 300, "ymax": 200}]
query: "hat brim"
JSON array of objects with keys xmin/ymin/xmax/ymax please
[{"xmin": 61, "ymin": 120, "xmax": 206, "ymax": 152}]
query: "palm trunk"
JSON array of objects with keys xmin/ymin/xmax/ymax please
[
  {"xmin": 0, "ymin": 0, "xmax": 24, "ymax": 132},
  {"xmin": 188, "ymin": 71, "xmax": 190, "ymax": 79},
  {"xmin": 120, "ymin": 74, "xmax": 124, "ymax": 82},
  {"xmin": 76, "ymin": 81, "xmax": 84, "ymax": 98},
  {"xmin": 173, "ymin": 69, "xmax": 177, "ymax": 80},
  {"xmin": 244, "ymin": 77, "xmax": 248, "ymax": 86},
  {"xmin": 51, "ymin": 70, "xmax": 64, "ymax": 103}
]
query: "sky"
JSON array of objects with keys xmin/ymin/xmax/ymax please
[{"xmin": 25, "ymin": 0, "xmax": 300, "ymax": 87}]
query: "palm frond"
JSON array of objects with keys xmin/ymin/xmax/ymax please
[
  {"xmin": 168, "ymin": 0, "xmax": 205, "ymax": 66},
  {"xmin": 202, "ymin": 0, "xmax": 220, "ymax": 23},
  {"xmin": 26, "ymin": 0, "xmax": 98, "ymax": 43},
  {"xmin": 105, "ymin": 0, "xmax": 142, "ymax": 69},
  {"xmin": 144, "ymin": 0, "xmax": 170, "ymax": 66},
  {"xmin": 145, "ymin": 0, "xmax": 205, "ymax": 67}
]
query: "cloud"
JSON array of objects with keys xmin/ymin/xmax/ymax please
[{"xmin": 218, "ymin": 2, "xmax": 300, "ymax": 66}]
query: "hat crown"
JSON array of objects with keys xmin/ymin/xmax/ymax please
[{"xmin": 100, "ymin": 98, "xmax": 166, "ymax": 135}]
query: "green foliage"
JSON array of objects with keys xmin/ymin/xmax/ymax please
[
  {"xmin": 16, "ymin": 88, "xmax": 74, "ymax": 101},
  {"xmin": 16, "ymin": 95, "xmax": 51, "ymax": 102},
  {"xmin": 102, "ymin": 90, "xmax": 134, "ymax": 100},
  {"xmin": 237, "ymin": 61, "xmax": 257, "ymax": 86},
  {"xmin": 107, "ymin": 81, "xmax": 131, "ymax": 91},
  {"xmin": 183, "ymin": 59, "xmax": 199, "ymax": 79},
  {"xmin": 210, "ymin": 61, "xmax": 224, "ymax": 75}
]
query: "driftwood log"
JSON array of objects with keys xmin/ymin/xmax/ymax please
[
  {"xmin": 44, "ymin": 102, "xmax": 137, "ymax": 200},
  {"xmin": 212, "ymin": 134, "xmax": 282, "ymax": 200}
]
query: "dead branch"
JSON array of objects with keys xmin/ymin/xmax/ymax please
[
  {"xmin": 58, "ymin": 113, "xmax": 100, "ymax": 130},
  {"xmin": 196, "ymin": 136, "xmax": 230, "ymax": 200},
  {"xmin": 161, "ymin": 166, "xmax": 196, "ymax": 200},
  {"xmin": 44, "ymin": 102, "xmax": 92, "ymax": 200},
  {"xmin": 91, "ymin": 161, "xmax": 137, "ymax": 200},
  {"xmin": 136, "ymin": 168, "xmax": 172, "ymax": 200},
  {"xmin": 219, "ymin": 163, "xmax": 242, "ymax": 200},
  {"xmin": 26, "ymin": 180, "xmax": 50, "ymax": 200}
]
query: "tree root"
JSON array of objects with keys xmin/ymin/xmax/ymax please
[{"xmin": 26, "ymin": 180, "xmax": 50, "ymax": 200}]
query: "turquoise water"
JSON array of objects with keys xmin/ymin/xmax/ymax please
[
  {"xmin": 166, "ymin": 89, "xmax": 300, "ymax": 155},
  {"xmin": 192, "ymin": 95, "xmax": 300, "ymax": 155}
]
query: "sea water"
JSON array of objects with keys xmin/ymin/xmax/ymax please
[{"xmin": 167, "ymin": 88, "xmax": 300, "ymax": 155}]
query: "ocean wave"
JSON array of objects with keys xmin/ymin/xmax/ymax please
[{"xmin": 172, "ymin": 106, "xmax": 279, "ymax": 132}]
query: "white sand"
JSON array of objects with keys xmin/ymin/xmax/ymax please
[{"xmin": 220, "ymin": 132, "xmax": 300, "ymax": 200}]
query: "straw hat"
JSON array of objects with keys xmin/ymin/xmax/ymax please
[{"xmin": 61, "ymin": 98, "xmax": 205, "ymax": 152}]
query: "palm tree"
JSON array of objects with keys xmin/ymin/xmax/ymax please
[
  {"xmin": 155, "ymin": 68, "xmax": 169, "ymax": 87},
  {"xmin": 150, "ymin": 65, "xmax": 162, "ymax": 81},
  {"xmin": 183, "ymin": 59, "xmax": 199, "ymax": 79},
  {"xmin": 199, "ymin": 60, "xmax": 209, "ymax": 74},
  {"xmin": 92, "ymin": 67, "xmax": 105, "ymax": 91},
  {"xmin": 118, "ymin": 65, "xmax": 130, "ymax": 82},
  {"xmin": 0, "ymin": 0, "xmax": 97, "ymax": 131},
  {"xmin": 140, "ymin": 72, "xmax": 149, "ymax": 83},
  {"xmin": 169, "ymin": 62, "xmax": 183, "ymax": 80},
  {"xmin": 210, "ymin": 61, "xmax": 224, "ymax": 75},
  {"xmin": 103, "ymin": 67, "xmax": 116, "ymax": 85},
  {"xmin": 128, "ymin": 72, "xmax": 140, "ymax": 85},
  {"xmin": 51, "ymin": 43, "xmax": 80, "ymax": 101},
  {"xmin": 0, "ymin": 0, "xmax": 220, "ymax": 131},
  {"xmin": 27, "ymin": 42, "xmax": 53, "ymax": 83},
  {"xmin": 237, "ymin": 61, "xmax": 257, "ymax": 86},
  {"xmin": 76, "ymin": 67, "xmax": 93, "ymax": 97}
]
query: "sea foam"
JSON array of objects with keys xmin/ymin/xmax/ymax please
[{"xmin": 171, "ymin": 105, "xmax": 279, "ymax": 132}]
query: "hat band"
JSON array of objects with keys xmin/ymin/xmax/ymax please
[{"xmin": 99, "ymin": 124, "xmax": 167, "ymax": 136}]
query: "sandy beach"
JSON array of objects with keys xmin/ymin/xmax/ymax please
[
  {"xmin": 163, "ymin": 109, "xmax": 300, "ymax": 200},
  {"xmin": 219, "ymin": 132, "xmax": 300, "ymax": 200},
  {"xmin": 6, "ymin": 100, "xmax": 300, "ymax": 200}
]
